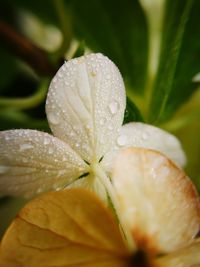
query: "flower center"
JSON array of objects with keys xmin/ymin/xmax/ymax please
[{"xmin": 129, "ymin": 250, "xmax": 155, "ymax": 267}]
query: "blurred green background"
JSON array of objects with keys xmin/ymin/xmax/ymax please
[{"xmin": 0, "ymin": 0, "xmax": 200, "ymax": 237}]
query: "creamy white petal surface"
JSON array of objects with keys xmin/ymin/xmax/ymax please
[
  {"xmin": 102, "ymin": 122, "xmax": 186, "ymax": 172},
  {"xmin": 112, "ymin": 148, "xmax": 200, "ymax": 254},
  {"xmin": 67, "ymin": 175, "xmax": 108, "ymax": 203},
  {"xmin": 46, "ymin": 53, "xmax": 126, "ymax": 163},
  {"xmin": 157, "ymin": 240, "xmax": 200, "ymax": 267},
  {"xmin": 0, "ymin": 130, "xmax": 87, "ymax": 197}
]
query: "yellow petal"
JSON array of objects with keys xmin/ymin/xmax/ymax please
[
  {"xmin": 156, "ymin": 239, "xmax": 200, "ymax": 267},
  {"xmin": 112, "ymin": 147, "xmax": 200, "ymax": 254},
  {"xmin": 0, "ymin": 189, "xmax": 129, "ymax": 267}
]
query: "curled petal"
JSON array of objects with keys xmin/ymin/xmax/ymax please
[
  {"xmin": 0, "ymin": 189, "xmax": 129, "ymax": 267},
  {"xmin": 46, "ymin": 53, "xmax": 126, "ymax": 163},
  {"xmin": 102, "ymin": 122, "xmax": 186, "ymax": 172},
  {"xmin": 0, "ymin": 130, "xmax": 87, "ymax": 197},
  {"xmin": 157, "ymin": 239, "xmax": 200, "ymax": 267},
  {"xmin": 112, "ymin": 148, "xmax": 200, "ymax": 254}
]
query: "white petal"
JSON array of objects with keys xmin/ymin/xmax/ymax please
[
  {"xmin": 102, "ymin": 122, "xmax": 186, "ymax": 172},
  {"xmin": 112, "ymin": 148, "xmax": 200, "ymax": 254},
  {"xmin": 157, "ymin": 240, "xmax": 200, "ymax": 267},
  {"xmin": 0, "ymin": 130, "xmax": 88, "ymax": 197},
  {"xmin": 46, "ymin": 53, "xmax": 126, "ymax": 163},
  {"xmin": 66, "ymin": 175, "xmax": 108, "ymax": 203}
]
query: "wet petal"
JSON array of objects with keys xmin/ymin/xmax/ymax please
[
  {"xmin": 46, "ymin": 53, "xmax": 126, "ymax": 163},
  {"xmin": 0, "ymin": 189, "xmax": 129, "ymax": 267},
  {"xmin": 0, "ymin": 130, "xmax": 87, "ymax": 197},
  {"xmin": 156, "ymin": 239, "xmax": 200, "ymax": 267},
  {"xmin": 112, "ymin": 148, "xmax": 200, "ymax": 254},
  {"xmin": 102, "ymin": 122, "xmax": 186, "ymax": 172}
]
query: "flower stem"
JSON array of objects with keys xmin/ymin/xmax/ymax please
[
  {"xmin": 0, "ymin": 79, "xmax": 49, "ymax": 110},
  {"xmin": 93, "ymin": 163, "xmax": 135, "ymax": 251},
  {"xmin": 52, "ymin": 0, "xmax": 72, "ymax": 60}
]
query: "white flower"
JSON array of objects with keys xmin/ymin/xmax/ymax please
[{"xmin": 0, "ymin": 53, "xmax": 186, "ymax": 202}]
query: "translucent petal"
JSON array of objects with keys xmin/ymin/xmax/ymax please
[
  {"xmin": 157, "ymin": 239, "xmax": 200, "ymax": 267},
  {"xmin": 67, "ymin": 174, "xmax": 108, "ymax": 203},
  {"xmin": 0, "ymin": 189, "xmax": 129, "ymax": 267},
  {"xmin": 46, "ymin": 53, "xmax": 126, "ymax": 163},
  {"xmin": 102, "ymin": 122, "xmax": 186, "ymax": 172},
  {"xmin": 112, "ymin": 148, "xmax": 200, "ymax": 254},
  {"xmin": 0, "ymin": 130, "xmax": 87, "ymax": 197}
]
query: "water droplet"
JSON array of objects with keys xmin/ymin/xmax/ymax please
[
  {"xmin": 22, "ymin": 158, "xmax": 28, "ymax": 163},
  {"xmin": 124, "ymin": 109, "xmax": 129, "ymax": 118},
  {"xmin": 58, "ymin": 170, "xmax": 66, "ymax": 176},
  {"xmin": 48, "ymin": 147, "xmax": 54, "ymax": 154},
  {"xmin": 48, "ymin": 112, "xmax": 60, "ymax": 125},
  {"xmin": 53, "ymin": 183, "xmax": 62, "ymax": 191},
  {"xmin": 142, "ymin": 132, "xmax": 148, "ymax": 140},
  {"xmin": 44, "ymin": 137, "xmax": 50, "ymax": 145},
  {"xmin": 69, "ymin": 131, "xmax": 75, "ymax": 138},
  {"xmin": 36, "ymin": 187, "xmax": 43, "ymax": 194},
  {"xmin": 19, "ymin": 143, "xmax": 34, "ymax": 151},
  {"xmin": 64, "ymin": 80, "xmax": 69, "ymax": 86},
  {"xmin": 62, "ymin": 156, "xmax": 67, "ymax": 161},
  {"xmin": 58, "ymin": 72, "xmax": 63, "ymax": 78},
  {"xmin": 100, "ymin": 117, "xmax": 106, "ymax": 125},
  {"xmin": 0, "ymin": 165, "xmax": 9, "ymax": 174},
  {"xmin": 117, "ymin": 135, "xmax": 127, "ymax": 146},
  {"xmin": 75, "ymin": 143, "xmax": 80, "ymax": 148},
  {"xmin": 108, "ymin": 125, "xmax": 113, "ymax": 130},
  {"xmin": 52, "ymin": 77, "xmax": 57, "ymax": 83},
  {"xmin": 108, "ymin": 101, "xmax": 119, "ymax": 115},
  {"xmin": 55, "ymin": 186, "xmax": 63, "ymax": 191}
]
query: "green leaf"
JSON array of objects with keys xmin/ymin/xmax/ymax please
[
  {"xmin": 123, "ymin": 97, "xmax": 144, "ymax": 124},
  {"xmin": 149, "ymin": 0, "xmax": 194, "ymax": 123},
  {"xmin": 165, "ymin": 0, "xmax": 200, "ymax": 119},
  {"xmin": 67, "ymin": 0, "xmax": 148, "ymax": 94}
]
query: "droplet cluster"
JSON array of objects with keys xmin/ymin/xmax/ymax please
[
  {"xmin": 0, "ymin": 129, "xmax": 87, "ymax": 197},
  {"xmin": 46, "ymin": 53, "xmax": 126, "ymax": 164}
]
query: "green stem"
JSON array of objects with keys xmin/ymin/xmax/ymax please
[
  {"xmin": 52, "ymin": 0, "xmax": 72, "ymax": 60},
  {"xmin": 0, "ymin": 79, "xmax": 49, "ymax": 110},
  {"xmin": 93, "ymin": 163, "xmax": 135, "ymax": 251}
]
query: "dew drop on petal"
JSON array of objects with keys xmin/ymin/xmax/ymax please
[
  {"xmin": 48, "ymin": 112, "xmax": 60, "ymax": 125},
  {"xmin": 36, "ymin": 187, "xmax": 43, "ymax": 194},
  {"xmin": 117, "ymin": 134, "xmax": 127, "ymax": 146},
  {"xmin": 22, "ymin": 158, "xmax": 28, "ymax": 163},
  {"xmin": 100, "ymin": 117, "xmax": 107, "ymax": 125},
  {"xmin": 52, "ymin": 77, "xmax": 57, "ymax": 83},
  {"xmin": 142, "ymin": 132, "xmax": 148, "ymax": 140},
  {"xmin": 0, "ymin": 165, "xmax": 9, "ymax": 174},
  {"xmin": 108, "ymin": 101, "xmax": 120, "ymax": 115},
  {"xmin": 48, "ymin": 147, "xmax": 54, "ymax": 154},
  {"xmin": 19, "ymin": 143, "xmax": 34, "ymax": 151},
  {"xmin": 44, "ymin": 137, "xmax": 50, "ymax": 145},
  {"xmin": 75, "ymin": 143, "xmax": 80, "ymax": 148}
]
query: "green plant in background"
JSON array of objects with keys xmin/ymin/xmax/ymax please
[{"xmin": 0, "ymin": 0, "xmax": 199, "ymax": 238}]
